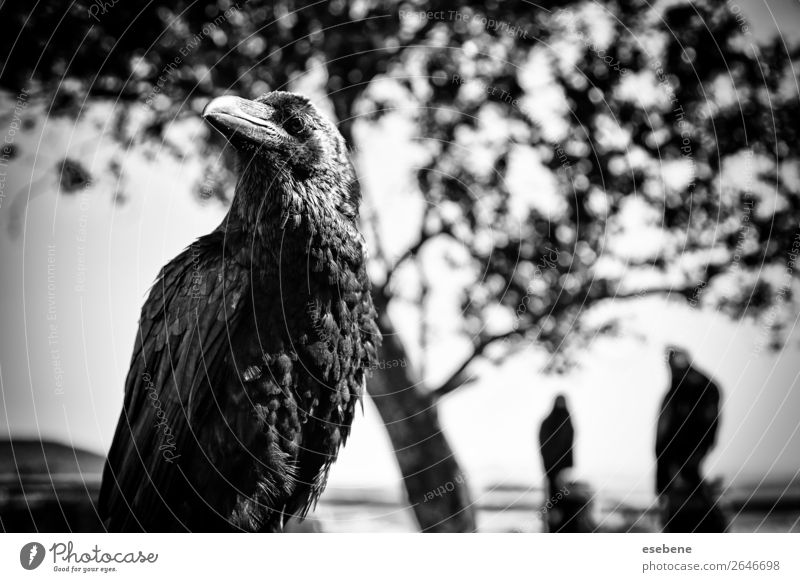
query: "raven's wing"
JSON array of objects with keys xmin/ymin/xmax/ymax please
[
  {"xmin": 655, "ymin": 393, "xmax": 673, "ymax": 458},
  {"xmin": 539, "ymin": 412, "xmax": 574, "ymax": 475},
  {"xmin": 281, "ymin": 257, "xmax": 380, "ymax": 522},
  {"xmin": 99, "ymin": 231, "xmax": 249, "ymax": 531},
  {"xmin": 696, "ymin": 379, "xmax": 721, "ymax": 457}
]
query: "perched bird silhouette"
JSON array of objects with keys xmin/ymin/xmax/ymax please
[
  {"xmin": 99, "ymin": 91, "xmax": 380, "ymax": 532},
  {"xmin": 655, "ymin": 348, "xmax": 720, "ymax": 497},
  {"xmin": 539, "ymin": 395, "xmax": 590, "ymax": 533},
  {"xmin": 539, "ymin": 394, "xmax": 574, "ymax": 492},
  {"xmin": 656, "ymin": 347, "xmax": 726, "ymax": 532}
]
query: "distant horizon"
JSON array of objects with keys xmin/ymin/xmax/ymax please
[{"xmin": 2, "ymin": 435, "xmax": 797, "ymax": 512}]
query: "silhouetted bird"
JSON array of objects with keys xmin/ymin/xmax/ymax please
[
  {"xmin": 99, "ymin": 91, "xmax": 380, "ymax": 532},
  {"xmin": 655, "ymin": 348, "xmax": 720, "ymax": 496},
  {"xmin": 656, "ymin": 347, "xmax": 726, "ymax": 532},
  {"xmin": 538, "ymin": 395, "xmax": 594, "ymax": 532},
  {"xmin": 539, "ymin": 395, "xmax": 574, "ymax": 499}
]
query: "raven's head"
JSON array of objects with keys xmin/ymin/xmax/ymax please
[{"xmin": 203, "ymin": 91, "xmax": 360, "ymax": 227}]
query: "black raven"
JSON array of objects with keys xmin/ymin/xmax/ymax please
[
  {"xmin": 656, "ymin": 347, "xmax": 726, "ymax": 532},
  {"xmin": 99, "ymin": 91, "xmax": 380, "ymax": 532},
  {"xmin": 539, "ymin": 394, "xmax": 574, "ymax": 492},
  {"xmin": 539, "ymin": 394, "xmax": 590, "ymax": 532},
  {"xmin": 655, "ymin": 348, "xmax": 720, "ymax": 497}
]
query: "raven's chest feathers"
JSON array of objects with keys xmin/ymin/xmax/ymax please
[
  {"xmin": 103, "ymin": 224, "xmax": 379, "ymax": 530},
  {"xmin": 200, "ymin": 225, "xmax": 378, "ymax": 498}
]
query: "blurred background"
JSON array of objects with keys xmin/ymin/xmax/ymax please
[{"xmin": 0, "ymin": 0, "xmax": 799, "ymax": 532}]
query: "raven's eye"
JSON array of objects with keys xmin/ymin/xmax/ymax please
[{"xmin": 284, "ymin": 116, "xmax": 306, "ymax": 136}]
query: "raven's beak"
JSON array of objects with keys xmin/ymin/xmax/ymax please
[{"xmin": 202, "ymin": 95, "xmax": 281, "ymax": 147}]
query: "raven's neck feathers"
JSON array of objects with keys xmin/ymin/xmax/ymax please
[{"xmin": 224, "ymin": 161, "xmax": 364, "ymax": 273}]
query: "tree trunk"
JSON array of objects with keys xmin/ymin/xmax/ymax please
[
  {"xmin": 331, "ymin": 95, "xmax": 475, "ymax": 531},
  {"xmin": 368, "ymin": 290, "xmax": 476, "ymax": 532}
]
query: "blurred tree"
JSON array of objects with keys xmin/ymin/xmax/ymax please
[{"xmin": 2, "ymin": 0, "xmax": 798, "ymax": 531}]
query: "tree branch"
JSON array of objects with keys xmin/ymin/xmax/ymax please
[
  {"xmin": 606, "ymin": 286, "xmax": 694, "ymax": 302},
  {"xmin": 430, "ymin": 275, "xmax": 724, "ymax": 401},
  {"xmin": 385, "ymin": 221, "xmax": 460, "ymax": 286},
  {"xmin": 432, "ymin": 329, "xmax": 520, "ymax": 400}
]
